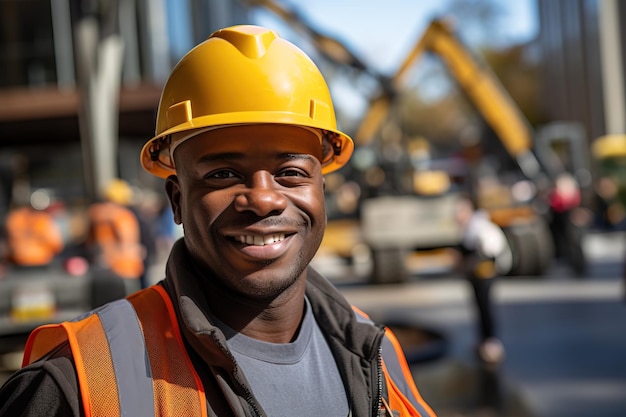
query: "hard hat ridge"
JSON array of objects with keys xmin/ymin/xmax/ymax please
[
  {"xmin": 211, "ymin": 24, "xmax": 278, "ymax": 59},
  {"xmin": 141, "ymin": 24, "xmax": 353, "ymax": 178}
]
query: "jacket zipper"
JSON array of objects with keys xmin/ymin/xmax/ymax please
[
  {"xmin": 376, "ymin": 345, "xmax": 395, "ymax": 417},
  {"xmin": 241, "ymin": 378, "xmax": 263, "ymax": 417},
  {"xmin": 375, "ymin": 346, "xmax": 383, "ymax": 417},
  {"xmin": 232, "ymin": 362, "xmax": 265, "ymax": 416},
  {"xmin": 212, "ymin": 332, "xmax": 264, "ymax": 417}
]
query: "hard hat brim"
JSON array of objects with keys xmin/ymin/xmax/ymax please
[{"xmin": 141, "ymin": 118, "xmax": 353, "ymax": 178}]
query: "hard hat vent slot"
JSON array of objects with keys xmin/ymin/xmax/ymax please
[
  {"xmin": 166, "ymin": 101, "xmax": 193, "ymax": 130},
  {"xmin": 309, "ymin": 99, "xmax": 331, "ymax": 122},
  {"xmin": 211, "ymin": 25, "xmax": 278, "ymax": 59}
]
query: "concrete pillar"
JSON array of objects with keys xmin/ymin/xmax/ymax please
[{"xmin": 599, "ymin": 0, "xmax": 626, "ymax": 135}]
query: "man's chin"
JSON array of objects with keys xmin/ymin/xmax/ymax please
[{"xmin": 220, "ymin": 266, "xmax": 305, "ymax": 300}]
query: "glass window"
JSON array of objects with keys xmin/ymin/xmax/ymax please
[{"xmin": 0, "ymin": 0, "xmax": 57, "ymax": 88}]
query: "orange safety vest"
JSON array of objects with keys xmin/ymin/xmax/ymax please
[
  {"xmin": 23, "ymin": 286, "xmax": 433, "ymax": 417},
  {"xmin": 5, "ymin": 206, "xmax": 64, "ymax": 266},
  {"xmin": 23, "ymin": 285, "xmax": 207, "ymax": 417},
  {"xmin": 87, "ymin": 202, "xmax": 144, "ymax": 279},
  {"xmin": 353, "ymin": 306, "xmax": 436, "ymax": 417}
]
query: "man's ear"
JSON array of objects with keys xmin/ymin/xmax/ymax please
[{"xmin": 165, "ymin": 175, "xmax": 182, "ymax": 225}]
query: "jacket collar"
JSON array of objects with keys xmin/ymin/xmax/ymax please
[{"xmin": 162, "ymin": 238, "xmax": 383, "ymax": 365}]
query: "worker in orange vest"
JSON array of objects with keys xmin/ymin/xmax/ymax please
[
  {"xmin": 86, "ymin": 179, "xmax": 145, "ymax": 280},
  {"xmin": 5, "ymin": 192, "xmax": 64, "ymax": 267}
]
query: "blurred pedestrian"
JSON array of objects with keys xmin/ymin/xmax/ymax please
[
  {"xmin": 455, "ymin": 196, "xmax": 512, "ymax": 365},
  {"xmin": 548, "ymin": 172, "xmax": 586, "ymax": 274},
  {"xmin": 5, "ymin": 191, "xmax": 64, "ymax": 268},
  {"xmin": 130, "ymin": 187, "xmax": 161, "ymax": 288},
  {"xmin": 85, "ymin": 179, "xmax": 145, "ymax": 284}
]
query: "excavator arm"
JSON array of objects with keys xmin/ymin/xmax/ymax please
[
  {"xmin": 247, "ymin": 0, "xmax": 545, "ymax": 183},
  {"xmin": 356, "ymin": 19, "xmax": 544, "ymax": 182},
  {"xmin": 245, "ymin": 0, "xmax": 568, "ymax": 278}
]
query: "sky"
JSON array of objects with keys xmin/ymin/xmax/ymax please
[
  {"xmin": 252, "ymin": 0, "xmax": 538, "ymax": 75},
  {"xmin": 250, "ymin": 0, "xmax": 538, "ymax": 121}
]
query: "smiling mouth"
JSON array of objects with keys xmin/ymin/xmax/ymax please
[{"xmin": 235, "ymin": 233, "xmax": 287, "ymax": 246}]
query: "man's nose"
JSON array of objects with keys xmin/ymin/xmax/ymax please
[{"xmin": 233, "ymin": 171, "xmax": 288, "ymax": 216}]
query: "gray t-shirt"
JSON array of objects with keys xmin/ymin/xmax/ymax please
[{"xmin": 214, "ymin": 298, "xmax": 349, "ymax": 417}]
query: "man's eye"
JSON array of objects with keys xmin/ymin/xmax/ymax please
[
  {"xmin": 276, "ymin": 169, "xmax": 307, "ymax": 178},
  {"xmin": 208, "ymin": 170, "xmax": 237, "ymax": 179}
]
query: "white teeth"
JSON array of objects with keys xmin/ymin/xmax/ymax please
[{"xmin": 238, "ymin": 234, "xmax": 285, "ymax": 246}]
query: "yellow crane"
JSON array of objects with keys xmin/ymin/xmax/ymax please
[{"xmin": 246, "ymin": 0, "xmax": 585, "ymax": 280}]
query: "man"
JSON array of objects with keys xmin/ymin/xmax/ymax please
[
  {"xmin": 548, "ymin": 172, "xmax": 586, "ymax": 275},
  {"xmin": 455, "ymin": 196, "xmax": 512, "ymax": 365},
  {"xmin": 0, "ymin": 25, "xmax": 435, "ymax": 416},
  {"xmin": 85, "ymin": 179, "xmax": 145, "ymax": 280},
  {"xmin": 4, "ymin": 193, "xmax": 64, "ymax": 268}
]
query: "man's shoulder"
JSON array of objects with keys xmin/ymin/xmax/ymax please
[{"xmin": 0, "ymin": 342, "xmax": 81, "ymax": 417}]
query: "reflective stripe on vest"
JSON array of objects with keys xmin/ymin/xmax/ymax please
[
  {"xmin": 380, "ymin": 330, "xmax": 436, "ymax": 416},
  {"xmin": 22, "ymin": 285, "xmax": 208, "ymax": 417},
  {"xmin": 352, "ymin": 306, "xmax": 435, "ymax": 417}
]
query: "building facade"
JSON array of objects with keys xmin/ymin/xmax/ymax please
[{"xmin": 0, "ymin": 0, "xmax": 248, "ymax": 204}]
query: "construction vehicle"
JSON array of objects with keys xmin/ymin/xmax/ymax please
[
  {"xmin": 247, "ymin": 0, "xmax": 585, "ymax": 281},
  {"xmin": 592, "ymin": 134, "xmax": 626, "ymax": 230},
  {"xmin": 355, "ymin": 20, "xmax": 556, "ymax": 280}
]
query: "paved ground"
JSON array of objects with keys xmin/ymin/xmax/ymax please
[{"xmin": 336, "ymin": 231, "xmax": 626, "ymax": 417}]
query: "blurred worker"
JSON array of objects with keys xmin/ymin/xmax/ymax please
[
  {"xmin": 0, "ymin": 25, "xmax": 436, "ymax": 416},
  {"xmin": 4, "ymin": 190, "xmax": 64, "ymax": 268},
  {"xmin": 548, "ymin": 172, "xmax": 586, "ymax": 274},
  {"xmin": 85, "ymin": 179, "xmax": 145, "ymax": 283},
  {"xmin": 456, "ymin": 197, "xmax": 512, "ymax": 366},
  {"xmin": 593, "ymin": 176, "xmax": 622, "ymax": 230},
  {"xmin": 130, "ymin": 187, "xmax": 160, "ymax": 288}
]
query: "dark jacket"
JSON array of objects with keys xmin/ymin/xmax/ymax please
[{"xmin": 0, "ymin": 239, "xmax": 434, "ymax": 416}]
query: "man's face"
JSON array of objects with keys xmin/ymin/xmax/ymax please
[{"xmin": 166, "ymin": 124, "xmax": 326, "ymax": 300}]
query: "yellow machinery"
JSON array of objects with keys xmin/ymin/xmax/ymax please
[
  {"xmin": 592, "ymin": 134, "xmax": 626, "ymax": 229},
  {"xmin": 247, "ymin": 0, "xmax": 584, "ymax": 281},
  {"xmin": 352, "ymin": 18, "xmax": 561, "ymax": 281}
]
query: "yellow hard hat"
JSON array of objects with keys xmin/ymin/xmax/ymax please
[
  {"xmin": 103, "ymin": 179, "xmax": 133, "ymax": 205},
  {"xmin": 141, "ymin": 25, "xmax": 354, "ymax": 178}
]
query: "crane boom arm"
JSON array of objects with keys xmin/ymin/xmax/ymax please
[
  {"xmin": 357, "ymin": 19, "xmax": 543, "ymax": 180},
  {"xmin": 245, "ymin": 1, "xmax": 543, "ymax": 180},
  {"xmin": 410, "ymin": 21, "xmax": 533, "ymax": 156}
]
